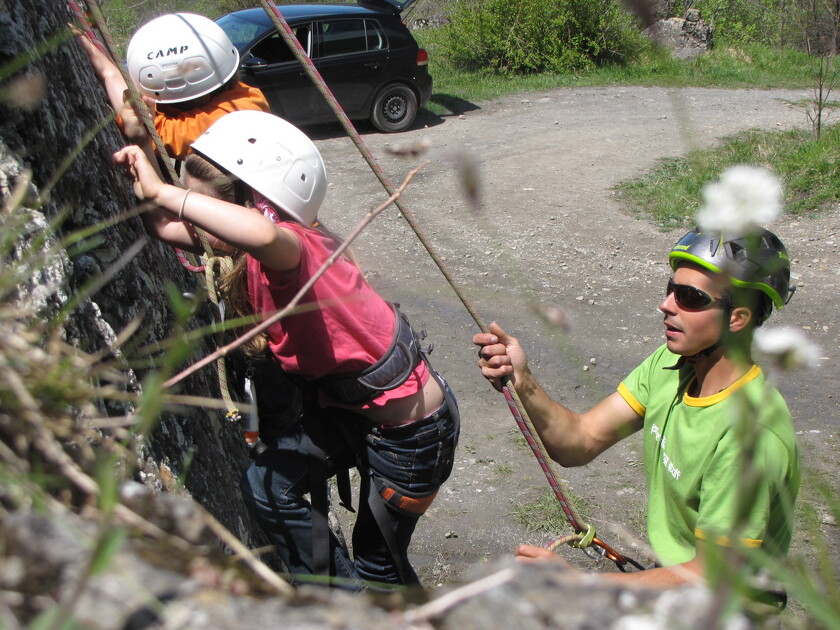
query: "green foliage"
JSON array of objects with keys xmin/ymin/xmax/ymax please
[
  {"xmin": 417, "ymin": 34, "xmax": 820, "ymax": 113},
  {"xmin": 433, "ymin": 0, "xmax": 646, "ymax": 74},
  {"xmin": 685, "ymin": 0, "xmax": 782, "ymax": 45},
  {"xmin": 495, "ymin": 463, "xmax": 514, "ymax": 476},
  {"xmin": 617, "ymin": 123, "xmax": 840, "ymax": 228},
  {"xmin": 97, "ymin": 0, "xmax": 257, "ymax": 53},
  {"xmin": 89, "ymin": 526, "xmax": 130, "ymax": 575},
  {"xmin": 29, "ymin": 608, "xmax": 85, "ymax": 630},
  {"xmin": 775, "ymin": 468, "xmax": 840, "ymax": 629},
  {"xmin": 669, "ymin": 0, "xmax": 840, "ymax": 53}
]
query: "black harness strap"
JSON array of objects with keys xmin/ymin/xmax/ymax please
[
  {"xmin": 362, "ymin": 468, "xmax": 408, "ymax": 584},
  {"xmin": 303, "ymin": 404, "xmax": 332, "ymax": 577},
  {"xmin": 335, "ymin": 469, "xmax": 354, "ymax": 512},
  {"xmin": 306, "ymin": 408, "xmax": 406, "ymax": 584},
  {"xmin": 313, "ymin": 304, "xmax": 421, "ymax": 405},
  {"xmin": 301, "ymin": 311, "xmax": 448, "ymax": 585}
]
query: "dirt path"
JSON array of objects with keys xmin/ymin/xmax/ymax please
[{"xmin": 309, "ymin": 86, "xmax": 839, "ymax": 586}]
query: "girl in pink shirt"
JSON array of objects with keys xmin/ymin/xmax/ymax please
[{"xmin": 115, "ymin": 110, "xmax": 459, "ymax": 589}]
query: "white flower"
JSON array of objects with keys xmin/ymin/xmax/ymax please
[
  {"xmin": 697, "ymin": 165, "xmax": 783, "ymax": 234},
  {"xmin": 612, "ymin": 615, "xmax": 663, "ymax": 630},
  {"xmin": 754, "ymin": 327, "xmax": 821, "ymax": 370}
]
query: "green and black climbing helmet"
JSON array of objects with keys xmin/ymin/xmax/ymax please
[{"xmin": 669, "ymin": 228, "xmax": 794, "ymax": 314}]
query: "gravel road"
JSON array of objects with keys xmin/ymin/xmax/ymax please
[{"xmin": 307, "ymin": 86, "xmax": 839, "ymax": 587}]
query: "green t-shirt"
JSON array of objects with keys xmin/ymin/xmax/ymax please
[{"xmin": 617, "ymin": 345, "xmax": 800, "ymax": 566}]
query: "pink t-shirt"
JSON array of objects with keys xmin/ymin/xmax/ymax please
[{"xmin": 247, "ymin": 219, "xmax": 428, "ymax": 408}]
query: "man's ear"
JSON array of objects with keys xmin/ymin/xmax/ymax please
[{"xmin": 729, "ymin": 306, "xmax": 753, "ymax": 333}]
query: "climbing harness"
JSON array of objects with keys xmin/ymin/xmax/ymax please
[
  {"xmin": 305, "ymin": 324, "xmax": 458, "ymax": 585},
  {"xmin": 257, "ymin": 0, "xmax": 643, "ymax": 571},
  {"xmin": 312, "ymin": 304, "xmax": 421, "ymax": 405}
]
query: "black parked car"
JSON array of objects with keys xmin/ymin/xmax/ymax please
[{"xmin": 216, "ymin": 1, "xmax": 432, "ymax": 132}]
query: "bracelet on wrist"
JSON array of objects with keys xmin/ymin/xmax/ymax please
[{"xmin": 178, "ymin": 189, "xmax": 191, "ymax": 221}]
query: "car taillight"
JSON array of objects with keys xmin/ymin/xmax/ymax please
[{"xmin": 416, "ymin": 48, "xmax": 429, "ymax": 66}]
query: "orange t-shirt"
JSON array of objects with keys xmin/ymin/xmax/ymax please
[{"xmin": 153, "ymin": 82, "xmax": 270, "ymax": 160}]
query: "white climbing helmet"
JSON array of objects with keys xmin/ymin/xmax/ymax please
[
  {"xmin": 126, "ymin": 13, "xmax": 240, "ymax": 104},
  {"xmin": 191, "ymin": 111, "xmax": 328, "ymax": 225}
]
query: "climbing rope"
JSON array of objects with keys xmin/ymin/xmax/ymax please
[
  {"xmin": 69, "ymin": 1, "xmax": 241, "ymax": 421},
  {"xmin": 258, "ymin": 0, "xmax": 642, "ymax": 570},
  {"xmin": 204, "ymin": 253, "xmax": 241, "ymax": 422},
  {"xmin": 67, "ymin": 0, "xmax": 106, "ymax": 54}
]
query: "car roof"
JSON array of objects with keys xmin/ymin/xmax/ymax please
[{"xmin": 226, "ymin": 4, "xmax": 391, "ymax": 27}]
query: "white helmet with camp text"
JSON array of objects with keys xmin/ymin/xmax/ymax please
[
  {"xmin": 126, "ymin": 13, "xmax": 239, "ymax": 104},
  {"xmin": 191, "ymin": 111, "xmax": 327, "ymax": 225}
]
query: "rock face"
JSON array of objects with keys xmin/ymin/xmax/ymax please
[
  {"xmin": 645, "ymin": 9, "xmax": 714, "ymax": 60},
  {"xmin": 0, "ymin": 0, "xmax": 263, "ymax": 549},
  {"xmin": 2, "ymin": 482, "xmax": 760, "ymax": 630}
]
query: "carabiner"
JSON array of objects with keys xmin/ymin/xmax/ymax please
[{"xmin": 591, "ymin": 537, "xmax": 646, "ymax": 572}]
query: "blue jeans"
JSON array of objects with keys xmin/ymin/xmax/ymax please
[{"xmin": 240, "ymin": 384, "xmax": 459, "ymax": 589}]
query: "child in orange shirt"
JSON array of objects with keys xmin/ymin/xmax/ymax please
[{"xmin": 77, "ymin": 12, "xmax": 269, "ymax": 160}]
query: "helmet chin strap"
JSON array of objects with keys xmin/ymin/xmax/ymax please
[{"xmin": 684, "ymin": 340, "xmax": 721, "ymax": 363}]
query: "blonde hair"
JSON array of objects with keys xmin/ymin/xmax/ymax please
[{"xmin": 184, "ymin": 154, "xmax": 266, "ymax": 356}]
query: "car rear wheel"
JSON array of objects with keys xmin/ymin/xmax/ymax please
[{"xmin": 370, "ymin": 83, "xmax": 418, "ymax": 133}]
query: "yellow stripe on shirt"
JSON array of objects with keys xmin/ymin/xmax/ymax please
[
  {"xmin": 696, "ymin": 528, "xmax": 763, "ymax": 548},
  {"xmin": 617, "ymin": 382, "xmax": 646, "ymax": 417}
]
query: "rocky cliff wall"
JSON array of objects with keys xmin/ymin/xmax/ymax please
[{"xmin": 0, "ymin": 0, "xmax": 262, "ymax": 548}]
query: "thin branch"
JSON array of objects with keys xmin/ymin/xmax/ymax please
[
  {"xmin": 401, "ymin": 567, "xmax": 515, "ymax": 624},
  {"xmin": 197, "ymin": 504, "xmax": 294, "ymax": 596}
]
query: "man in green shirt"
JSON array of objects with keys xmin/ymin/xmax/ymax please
[{"xmin": 473, "ymin": 228, "xmax": 799, "ymax": 589}]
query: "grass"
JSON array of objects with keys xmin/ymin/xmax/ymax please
[
  {"xmin": 778, "ymin": 465, "xmax": 840, "ymax": 628},
  {"xmin": 512, "ymin": 488, "xmax": 591, "ymax": 534},
  {"xmin": 495, "ymin": 463, "xmax": 514, "ymax": 476},
  {"xmin": 416, "ymin": 30, "xmax": 840, "ymax": 226},
  {"xmin": 616, "ymin": 124, "xmax": 840, "ymax": 228},
  {"xmin": 510, "ymin": 431, "xmax": 529, "ymax": 450},
  {"xmin": 416, "ymin": 34, "xmax": 832, "ymax": 112}
]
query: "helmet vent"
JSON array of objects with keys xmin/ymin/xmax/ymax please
[
  {"xmin": 300, "ymin": 174, "xmax": 307, "ymax": 182},
  {"xmin": 729, "ymin": 241, "xmax": 746, "ymax": 261},
  {"xmin": 248, "ymin": 137, "xmax": 257, "ymax": 144}
]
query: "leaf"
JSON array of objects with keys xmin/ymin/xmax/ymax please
[{"xmin": 89, "ymin": 527, "xmax": 128, "ymax": 576}]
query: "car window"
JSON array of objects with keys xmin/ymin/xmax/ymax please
[
  {"xmin": 319, "ymin": 19, "xmax": 386, "ymax": 57},
  {"xmin": 249, "ymin": 25, "xmax": 311, "ymax": 64},
  {"xmin": 217, "ymin": 13, "xmax": 266, "ymax": 49},
  {"xmin": 365, "ymin": 20, "xmax": 386, "ymax": 51}
]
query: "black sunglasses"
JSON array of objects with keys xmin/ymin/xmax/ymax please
[{"xmin": 666, "ymin": 279, "xmax": 728, "ymax": 311}]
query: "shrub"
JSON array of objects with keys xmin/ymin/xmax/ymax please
[
  {"xmin": 668, "ymin": 0, "xmax": 840, "ymax": 54},
  {"xmin": 99, "ymin": 0, "xmax": 256, "ymax": 52},
  {"xmin": 436, "ymin": 0, "xmax": 645, "ymax": 74}
]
